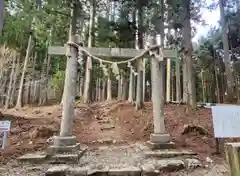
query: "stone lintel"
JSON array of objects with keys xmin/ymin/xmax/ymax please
[
  {"xmin": 150, "ymin": 133, "xmax": 171, "ymax": 144},
  {"xmin": 53, "ymin": 135, "xmax": 77, "ymax": 146}
]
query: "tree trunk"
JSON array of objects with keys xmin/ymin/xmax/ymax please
[
  {"xmin": 107, "ymin": 76, "xmax": 112, "ymax": 101},
  {"xmin": 24, "ymin": 78, "xmax": 31, "ymax": 105},
  {"xmin": 219, "ymin": 0, "xmax": 234, "ymax": 102},
  {"xmin": 201, "ymin": 70, "xmax": 206, "ymax": 102},
  {"xmin": 128, "ymin": 70, "xmax": 134, "ymax": 102},
  {"xmin": 182, "ymin": 0, "xmax": 196, "ymax": 108},
  {"xmin": 136, "ymin": 60, "xmax": 144, "ymax": 109},
  {"xmin": 135, "ymin": 1, "xmax": 144, "ymax": 110},
  {"xmin": 102, "ymin": 79, "xmax": 106, "ymax": 101},
  {"xmin": 118, "ymin": 75, "xmax": 122, "ymax": 100},
  {"xmin": 98, "ymin": 79, "xmax": 102, "ymax": 101},
  {"xmin": 0, "ymin": 0, "xmax": 4, "ymax": 36},
  {"xmin": 5, "ymin": 52, "xmax": 16, "ymax": 109},
  {"xmin": 45, "ymin": 55, "xmax": 51, "ymax": 103},
  {"xmin": 166, "ymin": 58, "xmax": 171, "ymax": 102},
  {"xmin": 79, "ymin": 77, "xmax": 84, "ymax": 97},
  {"xmin": 83, "ymin": 0, "xmax": 96, "ymax": 103},
  {"xmin": 143, "ymin": 58, "xmax": 146, "ymax": 102},
  {"xmin": 15, "ymin": 35, "xmax": 32, "ymax": 109},
  {"xmin": 122, "ymin": 75, "xmax": 128, "ymax": 100},
  {"xmin": 39, "ymin": 52, "xmax": 48, "ymax": 105},
  {"xmin": 214, "ymin": 60, "xmax": 220, "ymax": 103},
  {"xmin": 10, "ymin": 55, "xmax": 20, "ymax": 106},
  {"xmin": 175, "ymin": 45, "xmax": 181, "ymax": 102},
  {"xmin": 0, "ymin": 75, "xmax": 7, "ymax": 106}
]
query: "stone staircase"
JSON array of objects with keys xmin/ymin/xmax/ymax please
[{"xmin": 17, "ymin": 143, "xmax": 202, "ymax": 176}]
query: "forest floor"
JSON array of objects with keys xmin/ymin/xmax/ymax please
[{"xmin": 0, "ymin": 101, "xmax": 236, "ymax": 175}]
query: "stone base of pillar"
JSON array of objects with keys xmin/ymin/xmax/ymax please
[
  {"xmin": 18, "ymin": 136, "xmax": 86, "ymax": 165},
  {"xmin": 147, "ymin": 133, "xmax": 175, "ymax": 150},
  {"xmin": 150, "ymin": 133, "xmax": 171, "ymax": 143},
  {"xmin": 47, "ymin": 135, "xmax": 80, "ymax": 154},
  {"xmin": 53, "ymin": 136, "xmax": 77, "ymax": 146}
]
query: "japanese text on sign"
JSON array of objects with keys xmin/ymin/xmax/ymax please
[{"xmin": 212, "ymin": 106, "xmax": 240, "ymax": 138}]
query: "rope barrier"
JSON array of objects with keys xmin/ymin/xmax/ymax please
[
  {"xmin": 66, "ymin": 41, "xmax": 164, "ymax": 78},
  {"xmin": 66, "ymin": 41, "xmax": 162, "ymax": 64}
]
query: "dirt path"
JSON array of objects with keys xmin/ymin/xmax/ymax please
[{"xmin": 77, "ymin": 102, "xmax": 126, "ymax": 144}]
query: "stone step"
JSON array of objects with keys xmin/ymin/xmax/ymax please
[
  {"xmin": 144, "ymin": 150, "xmax": 197, "ymax": 158},
  {"xmin": 49, "ymin": 152, "xmax": 83, "ymax": 164},
  {"xmin": 18, "ymin": 153, "xmax": 47, "ymax": 164},
  {"xmin": 47, "ymin": 143, "xmax": 80, "ymax": 154},
  {"xmin": 98, "ymin": 120, "xmax": 111, "ymax": 124},
  {"xmin": 100, "ymin": 125, "xmax": 115, "ymax": 130},
  {"xmin": 18, "ymin": 150, "xmax": 85, "ymax": 165},
  {"xmin": 146, "ymin": 141, "xmax": 176, "ymax": 150},
  {"xmin": 45, "ymin": 158, "xmax": 201, "ymax": 176},
  {"xmin": 91, "ymin": 139, "xmax": 126, "ymax": 145}
]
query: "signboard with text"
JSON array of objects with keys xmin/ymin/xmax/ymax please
[
  {"xmin": 212, "ymin": 106, "xmax": 240, "ymax": 138},
  {"xmin": 0, "ymin": 120, "xmax": 11, "ymax": 149}
]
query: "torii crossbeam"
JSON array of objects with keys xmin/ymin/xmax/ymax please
[{"xmin": 48, "ymin": 45, "xmax": 176, "ymax": 58}]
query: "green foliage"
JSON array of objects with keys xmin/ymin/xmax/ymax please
[{"xmin": 51, "ymin": 70, "xmax": 65, "ymax": 92}]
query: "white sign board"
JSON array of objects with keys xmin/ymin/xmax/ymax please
[
  {"xmin": 0, "ymin": 120, "xmax": 11, "ymax": 149},
  {"xmin": 212, "ymin": 106, "xmax": 240, "ymax": 138},
  {"xmin": 0, "ymin": 121, "xmax": 11, "ymax": 132}
]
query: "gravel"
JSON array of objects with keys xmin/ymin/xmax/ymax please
[{"xmin": 0, "ymin": 142, "xmax": 229, "ymax": 176}]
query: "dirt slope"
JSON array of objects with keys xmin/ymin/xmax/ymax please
[{"xmin": 0, "ymin": 101, "xmax": 231, "ymax": 164}]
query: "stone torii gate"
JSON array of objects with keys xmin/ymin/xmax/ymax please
[{"xmin": 47, "ymin": 37, "xmax": 177, "ymax": 154}]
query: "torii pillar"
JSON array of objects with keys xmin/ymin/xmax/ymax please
[
  {"xmin": 47, "ymin": 35, "xmax": 82, "ymax": 154},
  {"xmin": 147, "ymin": 40, "xmax": 175, "ymax": 150}
]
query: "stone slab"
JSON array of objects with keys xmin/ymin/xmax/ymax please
[
  {"xmin": 53, "ymin": 136, "xmax": 77, "ymax": 146},
  {"xmin": 145, "ymin": 150, "xmax": 197, "ymax": 158},
  {"xmin": 146, "ymin": 141, "xmax": 175, "ymax": 150},
  {"xmin": 150, "ymin": 133, "xmax": 171, "ymax": 143},
  {"xmin": 154, "ymin": 159, "xmax": 185, "ymax": 172},
  {"xmin": 184, "ymin": 158, "xmax": 202, "ymax": 169},
  {"xmin": 88, "ymin": 169, "xmax": 108, "ymax": 176},
  {"xmin": 67, "ymin": 167, "xmax": 88, "ymax": 176},
  {"xmin": 141, "ymin": 164, "xmax": 159, "ymax": 176},
  {"xmin": 49, "ymin": 151, "xmax": 84, "ymax": 164},
  {"xmin": 17, "ymin": 153, "xmax": 47, "ymax": 164},
  {"xmin": 100, "ymin": 125, "xmax": 115, "ymax": 130},
  {"xmin": 45, "ymin": 165, "xmax": 69, "ymax": 176},
  {"xmin": 98, "ymin": 120, "xmax": 111, "ymax": 124},
  {"xmin": 47, "ymin": 143, "xmax": 80, "ymax": 154},
  {"xmin": 108, "ymin": 167, "xmax": 141, "ymax": 176}
]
